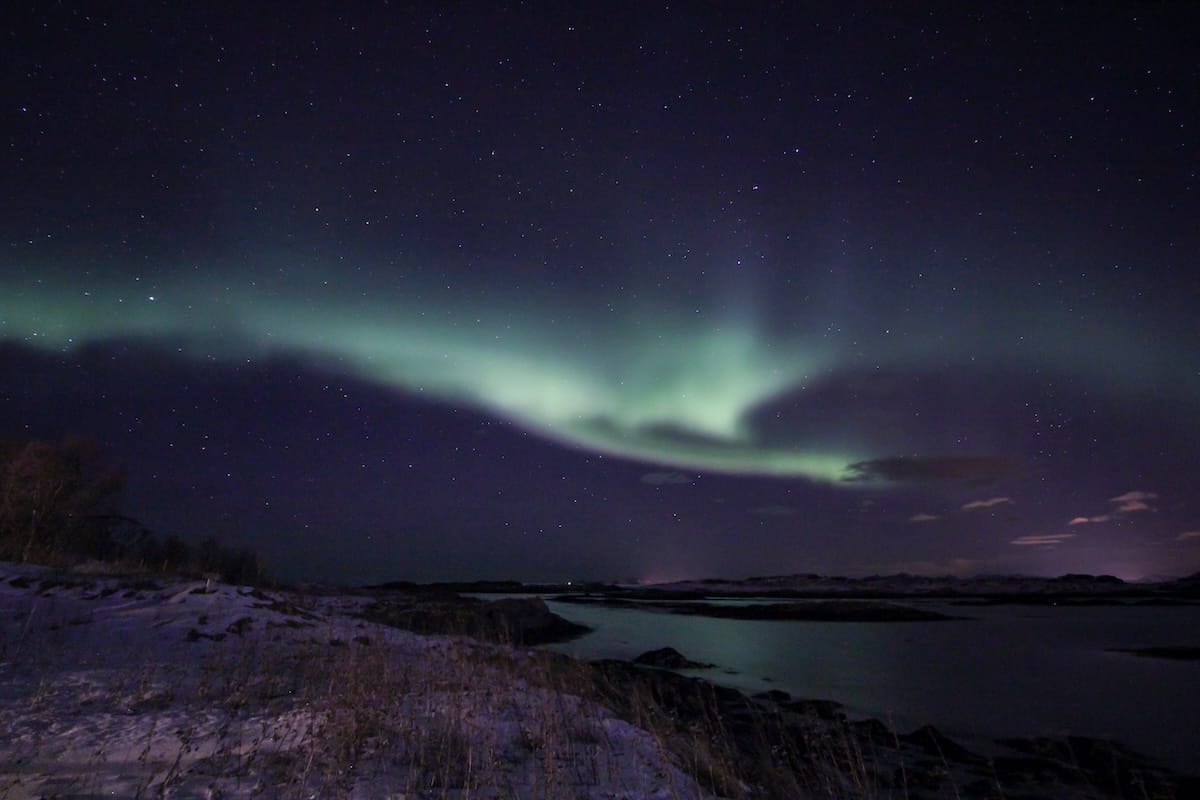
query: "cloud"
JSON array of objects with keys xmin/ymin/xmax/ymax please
[
  {"xmin": 842, "ymin": 455, "xmax": 1020, "ymax": 484},
  {"xmin": 640, "ymin": 471, "xmax": 694, "ymax": 485},
  {"xmin": 1110, "ymin": 491, "xmax": 1158, "ymax": 504},
  {"xmin": 751, "ymin": 505, "xmax": 796, "ymax": 516},
  {"xmin": 1176, "ymin": 531, "xmax": 1200, "ymax": 542},
  {"xmin": 962, "ymin": 496, "xmax": 1013, "ymax": 511},
  {"xmin": 909, "ymin": 513, "xmax": 940, "ymax": 523},
  {"xmin": 1068, "ymin": 490, "xmax": 1158, "ymax": 526},
  {"xmin": 1011, "ymin": 533, "xmax": 1076, "ymax": 546},
  {"xmin": 1110, "ymin": 490, "xmax": 1158, "ymax": 514}
]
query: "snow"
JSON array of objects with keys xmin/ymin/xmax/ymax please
[{"xmin": 0, "ymin": 563, "xmax": 726, "ymax": 799}]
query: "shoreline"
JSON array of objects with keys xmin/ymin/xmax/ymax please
[
  {"xmin": 2, "ymin": 563, "xmax": 1195, "ymax": 799},
  {"xmin": 552, "ymin": 593, "xmax": 964, "ymax": 621}
]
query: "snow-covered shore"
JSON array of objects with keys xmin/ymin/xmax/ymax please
[
  {"xmin": 3, "ymin": 563, "xmax": 1192, "ymax": 800},
  {"xmin": 0, "ymin": 563, "xmax": 725, "ymax": 799}
]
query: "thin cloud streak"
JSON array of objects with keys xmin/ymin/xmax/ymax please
[
  {"xmin": 1011, "ymin": 533, "xmax": 1076, "ymax": 546},
  {"xmin": 963, "ymin": 497, "xmax": 1013, "ymax": 511}
]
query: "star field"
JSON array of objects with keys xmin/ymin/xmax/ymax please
[{"xmin": 3, "ymin": 3, "xmax": 1198, "ymax": 582}]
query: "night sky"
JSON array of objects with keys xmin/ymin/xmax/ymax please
[{"xmin": 4, "ymin": 3, "xmax": 1198, "ymax": 584}]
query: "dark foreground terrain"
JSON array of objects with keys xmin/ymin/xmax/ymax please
[
  {"xmin": 5, "ymin": 564, "xmax": 1195, "ymax": 799},
  {"xmin": 356, "ymin": 579, "xmax": 1198, "ymax": 799}
]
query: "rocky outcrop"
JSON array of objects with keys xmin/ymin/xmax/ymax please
[
  {"xmin": 632, "ymin": 646, "xmax": 714, "ymax": 669},
  {"xmin": 360, "ymin": 595, "xmax": 591, "ymax": 645},
  {"xmin": 581, "ymin": 658, "xmax": 1195, "ymax": 800}
]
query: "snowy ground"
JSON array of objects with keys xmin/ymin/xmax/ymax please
[{"xmin": 0, "ymin": 563, "xmax": 728, "ymax": 799}]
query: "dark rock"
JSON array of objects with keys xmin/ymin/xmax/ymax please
[
  {"xmin": 251, "ymin": 597, "xmax": 322, "ymax": 621},
  {"xmin": 1107, "ymin": 645, "xmax": 1200, "ymax": 662},
  {"xmin": 185, "ymin": 627, "xmax": 225, "ymax": 642},
  {"xmin": 633, "ymin": 647, "xmax": 714, "ymax": 669},
  {"xmin": 779, "ymin": 698, "xmax": 844, "ymax": 721},
  {"xmin": 476, "ymin": 596, "xmax": 593, "ymax": 644},
  {"xmin": 900, "ymin": 724, "xmax": 984, "ymax": 764},
  {"xmin": 751, "ymin": 691, "xmax": 846, "ymax": 722},
  {"xmin": 995, "ymin": 735, "xmax": 1184, "ymax": 798},
  {"xmin": 590, "ymin": 658, "xmax": 758, "ymax": 729},
  {"xmin": 753, "ymin": 689, "xmax": 792, "ymax": 703},
  {"xmin": 359, "ymin": 595, "xmax": 591, "ymax": 645},
  {"xmin": 846, "ymin": 717, "xmax": 893, "ymax": 745},
  {"xmin": 122, "ymin": 578, "xmax": 163, "ymax": 591}
]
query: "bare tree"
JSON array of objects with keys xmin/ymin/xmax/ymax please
[{"xmin": 0, "ymin": 437, "xmax": 123, "ymax": 564}]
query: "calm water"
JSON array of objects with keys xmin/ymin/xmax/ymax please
[{"xmin": 539, "ymin": 599, "xmax": 1200, "ymax": 773}]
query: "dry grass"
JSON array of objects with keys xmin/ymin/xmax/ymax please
[
  {"xmin": 0, "ymin": 576, "xmax": 734, "ymax": 798},
  {"xmin": 1, "ymin": 572, "xmax": 1187, "ymax": 800}
]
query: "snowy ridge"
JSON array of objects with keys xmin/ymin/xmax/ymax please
[{"xmin": 0, "ymin": 563, "xmax": 726, "ymax": 799}]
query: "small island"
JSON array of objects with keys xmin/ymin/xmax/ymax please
[
  {"xmin": 554, "ymin": 594, "xmax": 960, "ymax": 621},
  {"xmin": 1107, "ymin": 646, "xmax": 1200, "ymax": 662}
]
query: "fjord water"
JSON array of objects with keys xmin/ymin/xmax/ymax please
[{"xmin": 542, "ymin": 600, "xmax": 1200, "ymax": 774}]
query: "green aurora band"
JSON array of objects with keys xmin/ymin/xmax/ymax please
[
  {"xmin": 2, "ymin": 263, "xmax": 1191, "ymax": 483},
  {"xmin": 2, "ymin": 269, "xmax": 863, "ymax": 481}
]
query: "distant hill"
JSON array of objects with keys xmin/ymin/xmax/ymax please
[
  {"xmin": 1162, "ymin": 571, "xmax": 1200, "ymax": 596},
  {"xmin": 628, "ymin": 572, "xmax": 1200, "ymax": 603}
]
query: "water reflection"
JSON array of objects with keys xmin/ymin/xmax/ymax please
[{"xmin": 541, "ymin": 600, "xmax": 1200, "ymax": 773}]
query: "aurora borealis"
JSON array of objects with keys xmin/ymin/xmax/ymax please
[{"xmin": 3, "ymin": 3, "xmax": 1198, "ymax": 582}]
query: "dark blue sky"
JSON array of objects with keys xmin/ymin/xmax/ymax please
[{"xmin": 3, "ymin": 2, "xmax": 1198, "ymax": 582}]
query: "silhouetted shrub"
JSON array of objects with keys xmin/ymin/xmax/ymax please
[
  {"xmin": 186, "ymin": 534, "xmax": 268, "ymax": 585},
  {"xmin": 156, "ymin": 533, "xmax": 193, "ymax": 574},
  {"xmin": 216, "ymin": 544, "xmax": 268, "ymax": 586},
  {"xmin": 0, "ymin": 437, "xmax": 122, "ymax": 563},
  {"xmin": 0, "ymin": 436, "xmax": 269, "ymax": 585}
]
